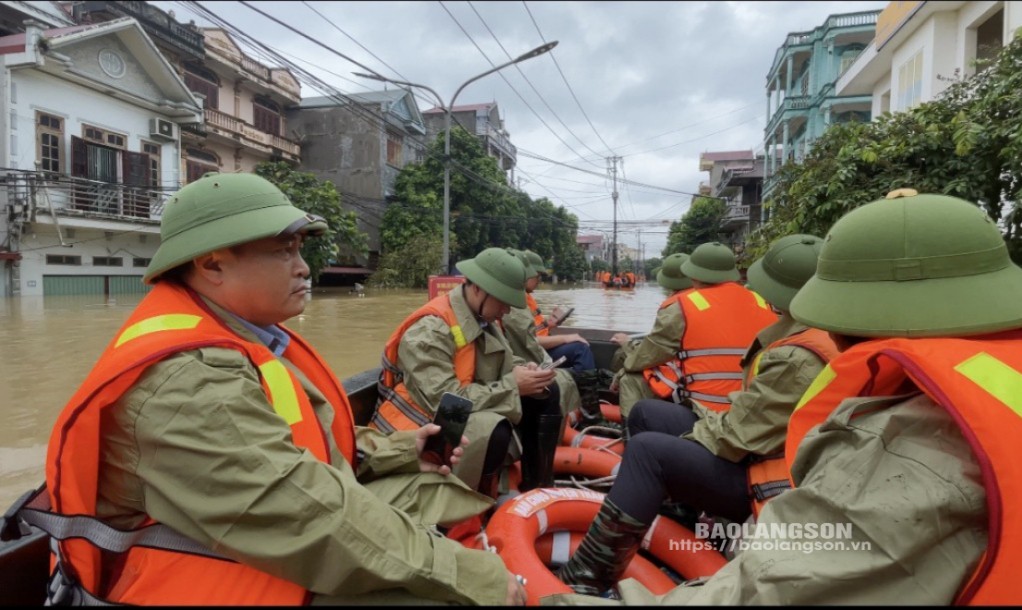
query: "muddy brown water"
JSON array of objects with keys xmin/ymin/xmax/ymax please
[{"xmin": 0, "ymin": 281, "xmax": 670, "ymax": 509}]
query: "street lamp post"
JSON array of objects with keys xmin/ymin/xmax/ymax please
[{"xmin": 356, "ymin": 41, "xmax": 557, "ymax": 274}]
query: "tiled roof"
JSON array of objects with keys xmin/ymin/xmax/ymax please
[{"xmin": 0, "ymin": 21, "xmax": 109, "ymax": 54}]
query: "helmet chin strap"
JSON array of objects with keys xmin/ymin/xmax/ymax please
[{"xmin": 464, "ymin": 284, "xmax": 488, "ymax": 321}]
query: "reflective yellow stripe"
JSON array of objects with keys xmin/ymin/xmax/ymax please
[
  {"xmin": 450, "ymin": 324, "xmax": 467, "ymax": 348},
  {"xmin": 954, "ymin": 352, "xmax": 1022, "ymax": 418},
  {"xmin": 259, "ymin": 360, "xmax": 302, "ymax": 425},
  {"xmin": 115, "ymin": 314, "xmax": 202, "ymax": 348},
  {"xmin": 794, "ymin": 364, "xmax": 836, "ymax": 411},
  {"xmin": 750, "ymin": 351, "xmax": 765, "ymax": 379},
  {"xmin": 687, "ymin": 291, "xmax": 710, "ymax": 311},
  {"xmin": 751, "ymin": 292, "xmax": 768, "ymax": 309}
]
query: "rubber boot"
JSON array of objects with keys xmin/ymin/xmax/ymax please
[
  {"xmin": 520, "ymin": 414, "xmax": 563, "ymax": 491},
  {"xmin": 571, "ymin": 369, "xmax": 604, "ymax": 425},
  {"xmin": 558, "ymin": 498, "xmax": 650, "ymax": 596}
]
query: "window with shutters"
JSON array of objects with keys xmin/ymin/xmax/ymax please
[
  {"xmin": 386, "ymin": 131, "xmax": 402, "ymax": 166},
  {"xmin": 185, "ymin": 147, "xmax": 220, "ymax": 184},
  {"xmin": 184, "ymin": 62, "xmax": 219, "ymax": 109},
  {"xmin": 36, "ymin": 111, "xmax": 64, "ymax": 174},
  {"xmin": 141, "ymin": 141, "xmax": 161, "ymax": 188},
  {"xmin": 253, "ymin": 97, "xmax": 281, "ymax": 135},
  {"xmin": 70, "ymin": 135, "xmax": 151, "ymax": 217}
]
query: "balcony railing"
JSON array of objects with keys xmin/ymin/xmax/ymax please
[
  {"xmin": 3, "ymin": 172, "xmax": 171, "ymax": 222},
  {"xmin": 205, "ymin": 35, "xmax": 301, "ymax": 101},
  {"xmin": 205, "ymin": 108, "xmax": 300, "ymax": 157},
  {"xmin": 77, "ymin": 1, "xmax": 204, "ymax": 58},
  {"xmin": 725, "ymin": 205, "xmax": 751, "ymax": 220}
]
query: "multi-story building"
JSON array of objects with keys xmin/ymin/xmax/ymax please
[
  {"xmin": 422, "ymin": 102, "xmax": 517, "ymax": 183},
  {"xmin": 697, "ymin": 150, "xmax": 766, "ymax": 250},
  {"xmin": 71, "ymin": 2, "xmax": 302, "ymax": 182},
  {"xmin": 576, "ymin": 233, "xmax": 606, "ymax": 264},
  {"xmin": 0, "ymin": 17, "xmax": 202, "ymax": 297},
  {"xmin": 836, "ymin": 1, "xmax": 1021, "ymax": 115},
  {"xmin": 289, "ymin": 89, "xmax": 427, "ymax": 268},
  {"xmin": 763, "ymin": 10, "xmax": 881, "ymax": 198}
]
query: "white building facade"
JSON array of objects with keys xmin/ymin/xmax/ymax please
[
  {"xmin": 836, "ymin": 1, "xmax": 1022, "ymax": 115},
  {"xmin": 0, "ymin": 18, "xmax": 201, "ymax": 297}
]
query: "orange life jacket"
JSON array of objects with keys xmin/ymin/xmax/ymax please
[
  {"xmin": 526, "ymin": 293, "xmax": 550, "ymax": 337},
  {"xmin": 785, "ymin": 330, "xmax": 1022, "ymax": 605},
  {"xmin": 643, "ymin": 283, "xmax": 777, "ymax": 411},
  {"xmin": 45, "ymin": 282, "xmax": 356, "ymax": 606},
  {"xmin": 370, "ymin": 293, "xmax": 476, "ymax": 433},
  {"xmin": 745, "ymin": 328, "xmax": 840, "ymax": 518}
]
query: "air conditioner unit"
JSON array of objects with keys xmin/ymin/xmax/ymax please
[{"xmin": 149, "ymin": 117, "xmax": 177, "ymax": 141}]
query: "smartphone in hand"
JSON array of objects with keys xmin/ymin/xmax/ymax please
[
  {"xmin": 539, "ymin": 355, "xmax": 568, "ymax": 370},
  {"xmin": 421, "ymin": 392, "xmax": 473, "ymax": 467}
]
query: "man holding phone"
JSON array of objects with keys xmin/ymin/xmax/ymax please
[
  {"xmin": 503, "ymin": 250, "xmax": 605, "ymax": 426},
  {"xmin": 372, "ymin": 248, "xmax": 563, "ymax": 497}
]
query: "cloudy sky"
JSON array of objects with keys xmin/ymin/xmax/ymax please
[{"xmin": 165, "ymin": 1, "xmax": 888, "ymax": 255}]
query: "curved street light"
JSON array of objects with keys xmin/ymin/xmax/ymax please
[{"xmin": 355, "ymin": 41, "xmax": 558, "ymax": 274}]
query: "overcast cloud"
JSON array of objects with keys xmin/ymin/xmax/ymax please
[{"xmin": 166, "ymin": 1, "xmax": 888, "ymax": 255}]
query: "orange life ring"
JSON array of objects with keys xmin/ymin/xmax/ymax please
[
  {"xmin": 601, "ymin": 402, "xmax": 623, "ymax": 424},
  {"xmin": 485, "ymin": 488, "xmax": 727, "ymax": 605},
  {"xmin": 553, "ymin": 446, "xmax": 621, "ymax": 479},
  {"xmin": 561, "ymin": 425, "xmax": 626, "ymax": 456},
  {"xmin": 534, "ymin": 530, "xmax": 676, "ymax": 594}
]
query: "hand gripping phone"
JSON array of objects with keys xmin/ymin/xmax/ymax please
[{"xmin": 421, "ymin": 392, "xmax": 474, "ymax": 467}]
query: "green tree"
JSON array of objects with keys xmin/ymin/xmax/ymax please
[
  {"xmin": 643, "ymin": 256, "xmax": 663, "ymax": 280},
  {"xmin": 369, "ymin": 233, "xmax": 446, "ymax": 289},
  {"xmin": 554, "ymin": 243, "xmax": 588, "ymax": 282},
  {"xmin": 663, "ymin": 196, "xmax": 726, "ymax": 256},
  {"xmin": 746, "ymin": 30, "xmax": 1022, "ymax": 263},
  {"xmin": 255, "ymin": 161, "xmax": 367, "ymax": 284}
]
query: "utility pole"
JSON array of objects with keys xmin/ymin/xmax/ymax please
[
  {"xmin": 608, "ymin": 156, "xmax": 621, "ymax": 276},
  {"xmin": 636, "ymin": 229, "xmax": 642, "ymax": 274}
]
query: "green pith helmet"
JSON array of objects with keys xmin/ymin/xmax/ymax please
[
  {"xmin": 507, "ymin": 248, "xmax": 539, "ymax": 279},
  {"xmin": 144, "ymin": 173, "xmax": 327, "ymax": 284},
  {"xmin": 524, "ymin": 250, "xmax": 546, "ymax": 276},
  {"xmin": 746, "ymin": 234, "xmax": 824, "ymax": 312},
  {"xmin": 680, "ymin": 242, "xmax": 740, "ymax": 284},
  {"xmin": 455, "ymin": 247, "xmax": 528, "ymax": 309},
  {"xmin": 657, "ymin": 253, "xmax": 693, "ymax": 291},
  {"xmin": 790, "ymin": 189, "xmax": 1022, "ymax": 337}
]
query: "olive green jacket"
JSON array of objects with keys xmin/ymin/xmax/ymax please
[
  {"xmin": 97, "ymin": 297, "xmax": 509, "ymax": 605},
  {"xmin": 543, "ymin": 392, "xmax": 987, "ymax": 605},
  {"xmin": 614, "ymin": 297, "xmax": 686, "ymax": 413},
  {"xmin": 686, "ymin": 314, "xmax": 827, "ymax": 462},
  {"xmin": 396, "ymin": 286, "xmax": 523, "ymax": 489},
  {"xmin": 501, "ymin": 305, "xmax": 580, "ymax": 415}
]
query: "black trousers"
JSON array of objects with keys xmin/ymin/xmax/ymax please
[{"xmin": 608, "ymin": 398, "xmax": 751, "ymax": 525}]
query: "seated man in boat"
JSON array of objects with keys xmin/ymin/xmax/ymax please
[
  {"xmin": 609, "ymin": 242, "xmax": 777, "ymax": 416},
  {"xmin": 520, "ymin": 250, "xmax": 596, "ymax": 375},
  {"xmin": 370, "ymin": 247, "xmax": 563, "ymax": 497},
  {"xmin": 558, "ymin": 234, "xmax": 835, "ymax": 596},
  {"xmin": 503, "ymin": 250, "xmax": 602, "ymax": 427},
  {"xmin": 552, "ymin": 190, "xmax": 1012, "ymax": 604},
  {"xmin": 39, "ymin": 173, "xmax": 524, "ymax": 606}
]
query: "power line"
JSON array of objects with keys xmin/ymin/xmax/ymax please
[
  {"xmin": 437, "ymin": 0, "xmax": 603, "ymax": 169},
  {"xmin": 521, "ymin": 0, "xmax": 618, "ymax": 157}
]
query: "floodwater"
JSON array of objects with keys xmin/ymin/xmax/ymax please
[{"xmin": 0, "ymin": 281, "xmax": 669, "ymax": 510}]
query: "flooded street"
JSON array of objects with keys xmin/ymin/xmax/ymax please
[{"xmin": 0, "ymin": 281, "xmax": 668, "ymax": 510}]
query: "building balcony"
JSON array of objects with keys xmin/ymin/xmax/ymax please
[
  {"xmin": 204, "ymin": 36, "xmax": 301, "ymax": 103},
  {"xmin": 4, "ymin": 172, "xmax": 170, "ymax": 224},
  {"xmin": 765, "ymin": 95, "xmax": 811, "ymax": 139},
  {"xmin": 75, "ymin": 1, "xmax": 204, "ymax": 59},
  {"xmin": 202, "ymin": 108, "xmax": 301, "ymax": 160}
]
